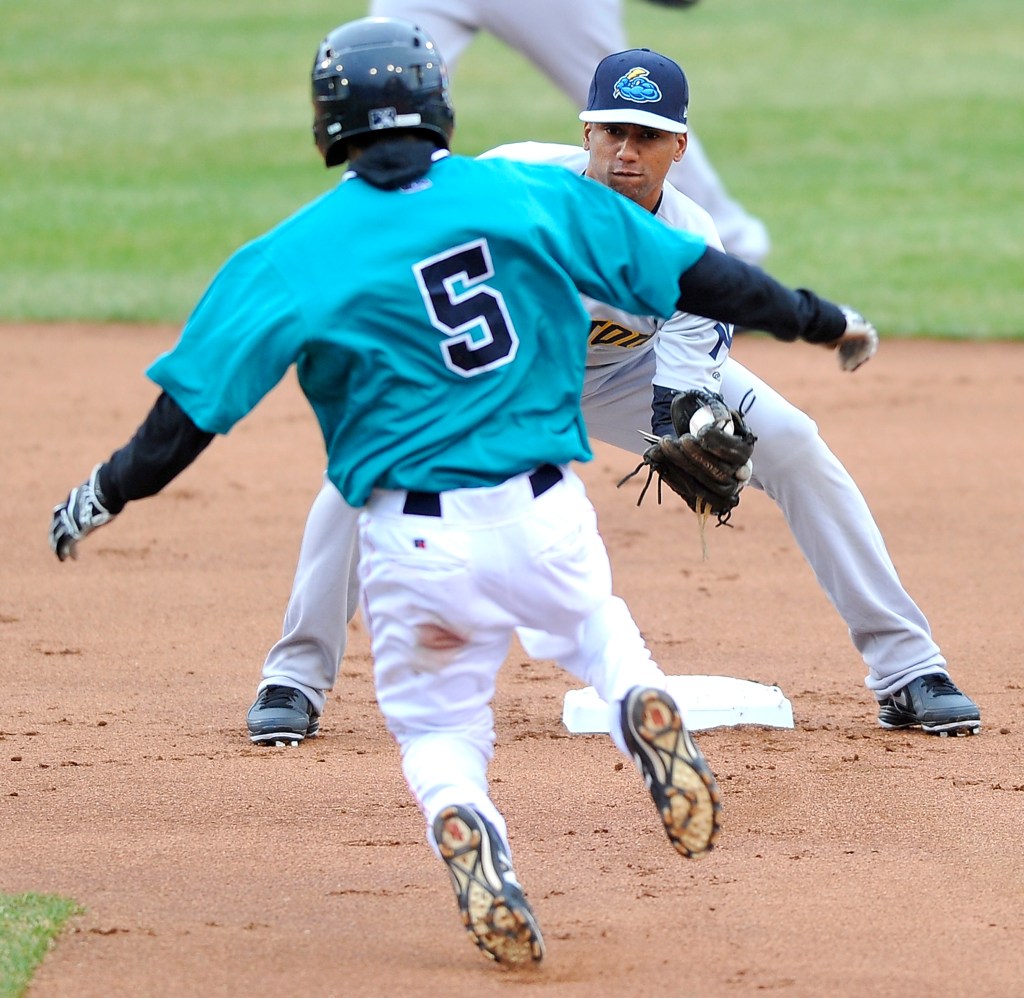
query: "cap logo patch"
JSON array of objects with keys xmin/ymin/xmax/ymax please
[{"xmin": 613, "ymin": 67, "xmax": 662, "ymax": 105}]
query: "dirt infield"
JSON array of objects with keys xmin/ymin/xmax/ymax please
[{"xmin": 3, "ymin": 324, "xmax": 1023, "ymax": 997}]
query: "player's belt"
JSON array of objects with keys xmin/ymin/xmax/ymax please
[{"xmin": 402, "ymin": 464, "xmax": 562, "ymax": 517}]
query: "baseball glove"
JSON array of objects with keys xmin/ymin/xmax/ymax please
[{"xmin": 619, "ymin": 389, "xmax": 756, "ymax": 524}]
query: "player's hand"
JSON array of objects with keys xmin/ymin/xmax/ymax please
[
  {"xmin": 830, "ymin": 306, "xmax": 878, "ymax": 372},
  {"xmin": 49, "ymin": 464, "xmax": 116, "ymax": 561}
]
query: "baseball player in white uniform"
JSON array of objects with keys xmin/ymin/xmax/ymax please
[
  {"xmin": 248, "ymin": 48, "xmax": 979, "ymax": 745},
  {"xmin": 368, "ymin": 0, "xmax": 771, "ymax": 265}
]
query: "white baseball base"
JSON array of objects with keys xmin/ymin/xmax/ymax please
[{"xmin": 562, "ymin": 675, "xmax": 794, "ymax": 734}]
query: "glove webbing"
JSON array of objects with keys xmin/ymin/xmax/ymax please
[{"xmin": 616, "ymin": 461, "xmax": 736, "ymax": 528}]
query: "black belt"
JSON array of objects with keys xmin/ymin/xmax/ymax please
[{"xmin": 402, "ymin": 464, "xmax": 562, "ymax": 517}]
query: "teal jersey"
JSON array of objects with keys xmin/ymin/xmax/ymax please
[{"xmin": 147, "ymin": 153, "xmax": 706, "ymax": 506}]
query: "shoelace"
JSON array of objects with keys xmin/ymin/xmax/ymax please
[
  {"xmin": 259, "ymin": 686, "xmax": 305, "ymax": 709},
  {"xmin": 920, "ymin": 674, "xmax": 960, "ymax": 696}
]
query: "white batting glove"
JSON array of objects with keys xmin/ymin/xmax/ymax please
[
  {"xmin": 49, "ymin": 464, "xmax": 116, "ymax": 562},
  {"xmin": 833, "ymin": 306, "xmax": 879, "ymax": 372}
]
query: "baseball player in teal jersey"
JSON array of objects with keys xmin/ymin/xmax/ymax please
[
  {"xmin": 246, "ymin": 48, "xmax": 979, "ymax": 746},
  {"xmin": 49, "ymin": 18, "xmax": 876, "ymax": 964}
]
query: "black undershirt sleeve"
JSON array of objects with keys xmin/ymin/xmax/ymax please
[
  {"xmin": 677, "ymin": 247, "xmax": 847, "ymax": 344},
  {"xmin": 95, "ymin": 392, "xmax": 215, "ymax": 514},
  {"xmin": 650, "ymin": 385, "xmax": 677, "ymax": 438}
]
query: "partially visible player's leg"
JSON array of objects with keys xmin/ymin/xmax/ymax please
[
  {"xmin": 393, "ymin": 658, "xmax": 544, "ymax": 964},
  {"xmin": 369, "ymin": 0, "xmax": 479, "ymax": 67},
  {"xmin": 360, "ymin": 475, "xmax": 551, "ymax": 963},
  {"xmin": 248, "ymin": 475, "xmax": 360, "ymax": 743},
  {"xmin": 374, "ymin": 0, "xmax": 768, "ymax": 263},
  {"xmin": 511, "ymin": 472, "xmax": 721, "ymax": 857},
  {"xmin": 719, "ymin": 358, "xmax": 979, "ymax": 732},
  {"xmin": 719, "ymin": 359, "xmax": 943, "ymax": 691},
  {"xmin": 521, "ymin": 596, "xmax": 723, "ymax": 858},
  {"xmin": 484, "ymin": 0, "xmax": 626, "ymax": 106}
]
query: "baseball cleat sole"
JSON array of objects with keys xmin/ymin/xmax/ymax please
[
  {"xmin": 622, "ymin": 686, "xmax": 722, "ymax": 858},
  {"xmin": 878, "ymin": 719, "xmax": 982, "ymax": 737},
  {"xmin": 434, "ymin": 804, "xmax": 544, "ymax": 965},
  {"xmin": 249, "ymin": 729, "xmax": 318, "ymax": 747}
]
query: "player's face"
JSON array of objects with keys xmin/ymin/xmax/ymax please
[{"xmin": 583, "ymin": 123, "xmax": 687, "ymax": 212}]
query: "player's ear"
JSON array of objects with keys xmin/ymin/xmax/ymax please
[
  {"xmin": 675, "ymin": 134, "xmax": 688, "ymax": 161},
  {"xmin": 582, "ymin": 123, "xmax": 592, "ymax": 151}
]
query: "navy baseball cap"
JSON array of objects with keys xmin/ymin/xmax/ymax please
[{"xmin": 579, "ymin": 48, "xmax": 688, "ymax": 134}]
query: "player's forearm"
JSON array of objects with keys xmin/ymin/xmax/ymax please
[
  {"xmin": 97, "ymin": 392, "xmax": 215, "ymax": 512},
  {"xmin": 676, "ymin": 247, "xmax": 846, "ymax": 344}
]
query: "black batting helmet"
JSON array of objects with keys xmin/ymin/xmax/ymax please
[{"xmin": 312, "ymin": 17, "xmax": 455, "ymax": 167}]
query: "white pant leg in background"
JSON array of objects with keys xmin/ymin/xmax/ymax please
[
  {"xmin": 719, "ymin": 358, "xmax": 947, "ymax": 697},
  {"xmin": 371, "ymin": 0, "xmax": 626, "ymax": 89},
  {"xmin": 359, "ymin": 467, "xmax": 666, "ymax": 851},
  {"xmin": 369, "ymin": 0, "xmax": 481, "ymax": 67},
  {"xmin": 370, "ymin": 0, "xmax": 768, "ymax": 263},
  {"xmin": 472, "ymin": 0, "xmax": 626, "ymax": 103},
  {"xmin": 258, "ymin": 475, "xmax": 360, "ymax": 713}
]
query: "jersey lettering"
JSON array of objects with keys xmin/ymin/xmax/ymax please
[
  {"xmin": 414, "ymin": 239, "xmax": 519, "ymax": 376},
  {"xmin": 708, "ymin": 321, "xmax": 733, "ymax": 360},
  {"xmin": 588, "ymin": 319, "xmax": 653, "ymax": 350}
]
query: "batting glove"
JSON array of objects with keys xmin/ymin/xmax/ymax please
[
  {"xmin": 833, "ymin": 306, "xmax": 879, "ymax": 372},
  {"xmin": 50, "ymin": 464, "xmax": 116, "ymax": 561}
]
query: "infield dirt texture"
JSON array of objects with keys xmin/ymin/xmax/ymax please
[
  {"xmin": 3, "ymin": 0, "xmax": 1023, "ymax": 992},
  {"xmin": 3, "ymin": 325, "xmax": 1023, "ymax": 996}
]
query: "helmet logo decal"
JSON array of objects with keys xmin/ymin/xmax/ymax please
[
  {"xmin": 369, "ymin": 107, "xmax": 397, "ymax": 129},
  {"xmin": 613, "ymin": 67, "xmax": 662, "ymax": 104},
  {"xmin": 369, "ymin": 108, "xmax": 425, "ymax": 130}
]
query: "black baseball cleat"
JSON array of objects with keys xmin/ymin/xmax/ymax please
[
  {"xmin": 246, "ymin": 685, "xmax": 320, "ymax": 745},
  {"xmin": 433, "ymin": 804, "xmax": 544, "ymax": 965},
  {"xmin": 877, "ymin": 674, "xmax": 981, "ymax": 737},
  {"xmin": 620, "ymin": 686, "xmax": 722, "ymax": 858}
]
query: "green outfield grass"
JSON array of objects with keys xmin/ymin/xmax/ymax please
[
  {"xmin": 0, "ymin": 894, "xmax": 82, "ymax": 998},
  {"xmin": 1, "ymin": 0, "xmax": 1021, "ymax": 333}
]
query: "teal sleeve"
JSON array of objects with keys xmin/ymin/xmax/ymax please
[
  {"xmin": 146, "ymin": 244, "xmax": 306, "ymax": 434},
  {"xmin": 550, "ymin": 171, "xmax": 707, "ymax": 319}
]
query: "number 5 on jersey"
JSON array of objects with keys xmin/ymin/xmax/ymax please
[{"xmin": 414, "ymin": 238, "xmax": 520, "ymax": 376}]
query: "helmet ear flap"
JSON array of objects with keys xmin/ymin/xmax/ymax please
[{"xmin": 311, "ymin": 16, "xmax": 455, "ymax": 168}]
